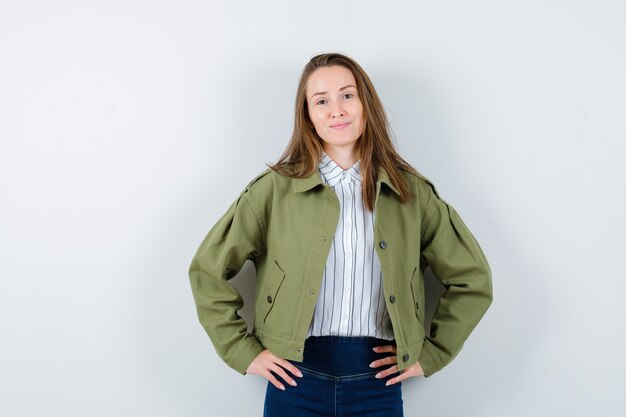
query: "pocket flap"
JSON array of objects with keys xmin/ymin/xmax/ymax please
[{"xmin": 261, "ymin": 260, "xmax": 286, "ymax": 323}]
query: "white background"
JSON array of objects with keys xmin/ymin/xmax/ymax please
[{"xmin": 1, "ymin": 1, "xmax": 625, "ymax": 416}]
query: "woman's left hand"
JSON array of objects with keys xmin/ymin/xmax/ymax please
[{"xmin": 370, "ymin": 344, "xmax": 424, "ymax": 386}]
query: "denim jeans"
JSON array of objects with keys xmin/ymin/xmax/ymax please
[{"xmin": 263, "ymin": 335, "xmax": 403, "ymax": 417}]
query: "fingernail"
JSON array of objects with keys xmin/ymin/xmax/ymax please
[
  {"xmin": 386, "ymin": 381, "xmax": 391, "ymax": 386},
  {"xmin": 290, "ymin": 380, "xmax": 298, "ymax": 386},
  {"xmin": 280, "ymin": 385, "xmax": 285, "ymax": 390},
  {"xmin": 369, "ymin": 362, "xmax": 375, "ymax": 368},
  {"xmin": 372, "ymin": 347, "xmax": 378, "ymax": 352},
  {"xmin": 297, "ymin": 371, "xmax": 303, "ymax": 377},
  {"xmin": 375, "ymin": 373, "xmax": 381, "ymax": 379}
]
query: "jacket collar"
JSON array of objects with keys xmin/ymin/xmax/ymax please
[
  {"xmin": 292, "ymin": 155, "xmax": 400, "ymax": 196},
  {"xmin": 376, "ymin": 165, "xmax": 401, "ymax": 196}
]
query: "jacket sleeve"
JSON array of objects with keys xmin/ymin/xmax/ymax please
[
  {"xmin": 188, "ymin": 188, "xmax": 266, "ymax": 375},
  {"xmin": 417, "ymin": 181, "xmax": 493, "ymax": 377}
]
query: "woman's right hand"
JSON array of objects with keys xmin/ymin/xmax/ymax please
[{"xmin": 246, "ymin": 349, "xmax": 304, "ymax": 390}]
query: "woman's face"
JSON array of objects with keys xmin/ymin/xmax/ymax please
[{"xmin": 305, "ymin": 65, "xmax": 364, "ymax": 152}]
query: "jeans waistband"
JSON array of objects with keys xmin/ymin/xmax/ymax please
[{"xmin": 288, "ymin": 335, "xmax": 397, "ymax": 377}]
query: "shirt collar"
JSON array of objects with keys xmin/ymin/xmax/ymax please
[
  {"xmin": 292, "ymin": 152, "xmax": 400, "ymax": 196},
  {"xmin": 317, "ymin": 151, "xmax": 361, "ymax": 187}
]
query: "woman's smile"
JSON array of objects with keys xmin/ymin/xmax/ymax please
[{"xmin": 305, "ymin": 65, "xmax": 364, "ymax": 150}]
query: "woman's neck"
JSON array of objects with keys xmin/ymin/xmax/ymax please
[{"xmin": 322, "ymin": 144, "xmax": 360, "ymax": 170}]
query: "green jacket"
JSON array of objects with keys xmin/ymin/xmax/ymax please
[{"xmin": 188, "ymin": 165, "xmax": 492, "ymax": 377}]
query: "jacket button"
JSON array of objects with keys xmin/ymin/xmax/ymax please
[
  {"xmin": 389, "ymin": 295, "xmax": 396, "ymax": 303},
  {"xmin": 402, "ymin": 353, "xmax": 410, "ymax": 362},
  {"xmin": 267, "ymin": 295, "xmax": 273, "ymax": 303},
  {"xmin": 379, "ymin": 240, "xmax": 387, "ymax": 249}
]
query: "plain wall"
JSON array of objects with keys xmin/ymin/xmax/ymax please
[{"xmin": 1, "ymin": 1, "xmax": 624, "ymax": 416}]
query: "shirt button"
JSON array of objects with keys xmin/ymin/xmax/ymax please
[
  {"xmin": 379, "ymin": 240, "xmax": 387, "ymax": 249},
  {"xmin": 389, "ymin": 295, "xmax": 396, "ymax": 303},
  {"xmin": 402, "ymin": 353, "xmax": 410, "ymax": 362},
  {"xmin": 267, "ymin": 295, "xmax": 273, "ymax": 303},
  {"xmin": 346, "ymin": 252, "xmax": 351, "ymax": 258}
]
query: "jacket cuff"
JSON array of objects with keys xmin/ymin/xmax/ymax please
[
  {"xmin": 230, "ymin": 334, "xmax": 265, "ymax": 376},
  {"xmin": 418, "ymin": 338, "xmax": 444, "ymax": 377}
]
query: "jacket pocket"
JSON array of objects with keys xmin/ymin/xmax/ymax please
[
  {"xmin": 409, "ymin": 266, "xmax": 422, "ymax": 323},
  {"xmin": 260, "ymin": 259, "xmax": 286, "ymax": 324}
]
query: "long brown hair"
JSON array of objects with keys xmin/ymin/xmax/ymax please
[{"xmin": 267, "ymin": 52, "xmax": 424, "ymax": 212}]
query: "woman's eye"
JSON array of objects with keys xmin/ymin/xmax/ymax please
[
  {"xmin": 316, "ymin": 99, "xmax": 327, "ymax": 105},
  {"xmin": 344, "ymin": 93, "xmax": 353, "ymax": 99}
]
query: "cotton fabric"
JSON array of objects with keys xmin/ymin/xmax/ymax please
[{"xmin": 306, "ymin": 152, "xmax": 394, "ymax": 340}]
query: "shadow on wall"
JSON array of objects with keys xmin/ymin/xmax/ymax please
[
  {"xmin": 230, "ymin": 260, "xmax": 257, "ymax": 334},
  {"xmin": 423, "ymin": 266, "xmax": 446, "ymax": 333}
]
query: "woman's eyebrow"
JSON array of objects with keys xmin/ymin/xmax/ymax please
[{"xmin": 309, "ymin": 84, "xmax": 357, "ymax": 99}]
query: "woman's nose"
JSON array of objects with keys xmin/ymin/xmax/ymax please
[{"xmin": 330, "ymin": 101, "xmax": 345, "ymax": 117}]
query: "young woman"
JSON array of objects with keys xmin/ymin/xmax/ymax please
[{"xmin": 189, "ymin": 52, "xmax": 493, "ymax": 416}]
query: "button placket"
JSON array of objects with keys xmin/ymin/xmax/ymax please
[{"xmin": 339, "ymin": 173, "xmax": 355, "ymax": 333}]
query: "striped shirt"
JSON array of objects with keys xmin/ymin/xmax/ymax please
[{"xmin": 305, "ymin": 152, "xmax": 395, "ymax": 340}]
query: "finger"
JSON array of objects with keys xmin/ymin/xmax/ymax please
[
  {"xmin": 385, "ymin": 371, "xmax": 409, "ymax": 386},
  {"xmin": 264, "ymin": 370, "xmax": 286, "ymax": 391},
  {"xmin": 388, "ymin": 362, "xmax": 425, "ymax": 385},
  {"xmin": 370, "ymin": 355, "xmax": 398, "ymax": 368},
  {"xmin": 270, "ymin": 363, "xmax": 298, "ymax": 387},
  {"xmin": 375, "ymin": 364, "xmax": 400, "ymax": 379},
  {"xmin": 373, "ymin": 345, "xmax": 397, "ymax": 353},
  {"xmin": 277, "ymin": 358, "xmax": 304, "ymax": 378}
]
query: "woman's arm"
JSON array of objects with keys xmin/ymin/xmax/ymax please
[
  {"xmin": 417, "ymin": 180, "xmax": 493, "ymax": 377},
  {"xmin": 188, "ymin": 187, "xmax": 266, "ymax": 375}
]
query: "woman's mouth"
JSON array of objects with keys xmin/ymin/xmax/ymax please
[{"xmin": 331, "ymin": 122, "xmax": 350, "ymax": 129}]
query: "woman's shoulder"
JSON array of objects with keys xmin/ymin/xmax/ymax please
[
  {"xmin": 241, "ymin": 168, "xmax": 274, "ymax": 193},
  {"xmin": 398, "ymin": 166, "xmax": 442, "ymax": 199},
  {"xmin": 239, "ymin": 167, "xmax": 293, "ymax": 199}
]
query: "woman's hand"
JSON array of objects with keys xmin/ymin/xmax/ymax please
[
  {"xmin": 370, "ymin": 344, "xmax": 424, "ymax": 385},
  {"xmin": 246, "ymin": 349, "xmax": 304, "ymax": 391}
]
